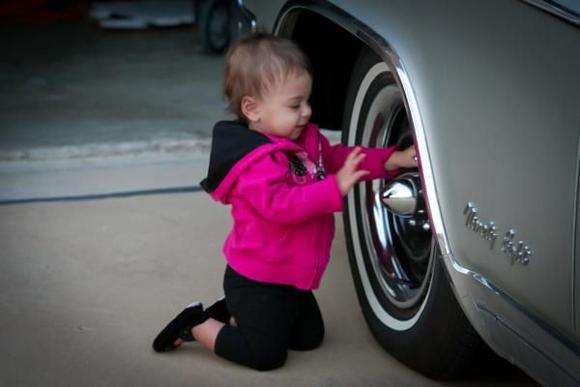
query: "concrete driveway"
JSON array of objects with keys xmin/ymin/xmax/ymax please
[{"xmin": 0, "ymin": 157, "xmax": 537, "ymax": 387}]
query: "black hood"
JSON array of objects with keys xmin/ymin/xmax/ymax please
[{"xmin": 200, "ymin": 120, "xmax": 271, "ymax": 193}]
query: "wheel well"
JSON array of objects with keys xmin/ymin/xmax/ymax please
[{"xmin": 283, "ymin": 10, "xmax": 363, "ymax": 130}]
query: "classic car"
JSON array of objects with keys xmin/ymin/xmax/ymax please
[{"xmin": 232, "ymin": 0, "xmax": 580, "ymax": 384}]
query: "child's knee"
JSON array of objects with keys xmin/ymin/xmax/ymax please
[
  {"xmin": 290, "ymin": 323, "xmax": 324, "ymax": 351},
  {"xmin": 250, "ymin": 347, "xmax": 287, "ymax": 371}
]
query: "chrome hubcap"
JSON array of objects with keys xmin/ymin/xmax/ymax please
[
  {"xmin": 381, "ymin": 173, "xmax": 430, "ymax": 230},
  {"xmin": 356, "ymin": 83, "xmax": 433, "ymax": 311},
  {"xmin": 381, "ymin": 173, "xmax": 419, "ymax": 217}
]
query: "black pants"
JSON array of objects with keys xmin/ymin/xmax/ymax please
[{"xmin": 214, "ymin": 266, "xmax": 325, "ymax": 371}]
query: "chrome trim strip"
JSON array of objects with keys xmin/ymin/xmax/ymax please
[
  {"xmin": 520, "ymin": 0, "xmax": 580, "ymax": 27},
  {"xmin": 574, "ymin": 127, "xmax": 580, "ymax": 331},
  {"xmin": 274, "ymin": 0, "xmax": 580, "ymax": 363}
]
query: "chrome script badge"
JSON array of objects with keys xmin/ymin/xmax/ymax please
[{"xmin": 464, "ymin": 202, "xmax": 531, "ymax": 265}]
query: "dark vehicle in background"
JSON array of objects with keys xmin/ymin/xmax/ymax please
[
  {"xmin": 88, "ymin": 0, "xmax": 237, "ymax": 53},
  {"xmin": 196, "ymin": 0, "xmax": 255, "ymax": 53},
  {"xmin": 235, "ymin": 0, "xmax": 580, "ymax": 385},
  {"xmin": 196, "ymin": 0, "xmax": 232, "ymax": 53}
]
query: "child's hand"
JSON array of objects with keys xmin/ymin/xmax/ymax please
[
  {"xmin": 336, "ymin": 147, "xmax": 370, "ymax": 196},
  {"xmin": 384, "ymin": 145, "xmax": 418, "ymax": 170}
]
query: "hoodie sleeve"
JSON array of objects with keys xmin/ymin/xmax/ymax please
[
  {"xmin": 231, "ymin": 152, "xmax": 344, "ymax": 225},
  {"xmin": 319, "ymin": 133, "xmax": 400, "ymax": 180}
]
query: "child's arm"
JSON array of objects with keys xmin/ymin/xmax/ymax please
[
  {"xmin": 232, "ymin": 145, "xmax": 418, "ymax": 226},
  {"xmin": 384, "ymin": 145, "xmax": 417, "ymax": 170},
  {"xmin": 319, "ymin": 134, "xmax": 402, "ymax": 180},
  {"xmin": 320, "ymin": 135, "xmax": 417, "ymax": 180},
  {"xmin": 334, "ymin": 146, "xmax": 416, "ymax": 195}
]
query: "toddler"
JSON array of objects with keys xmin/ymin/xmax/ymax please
[{"xmin": 152, "ymin": 33, "xmax": 417, "ymax": 371}]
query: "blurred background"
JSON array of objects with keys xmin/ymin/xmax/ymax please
[{"xmin": 0, "ymin": 0, "xmax": 240, "ymax": 163}]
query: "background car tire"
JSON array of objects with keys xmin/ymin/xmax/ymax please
[
  {"xmin": 342, "ymin": 48, "xmax": 489, "ymax": 379},
  {"xmin": 197, "ymin": 0, "xmax": 231, "ymax": 54}
]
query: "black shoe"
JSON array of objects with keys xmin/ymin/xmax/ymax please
[
  {"xmin": 152, "ymin": 302, "xmax": 206, "ymax": 352},
  {"xmin": 178, "ymin": 298, "xmax": 230, "ymax": 343},
  {"xmin": 204, "ymin": 297, "xmax": 230, "ymax": 324}
]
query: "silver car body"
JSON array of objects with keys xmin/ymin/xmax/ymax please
[{"xmin": 240, "ymin": 0, "xmax": 580, "ymax": 384}]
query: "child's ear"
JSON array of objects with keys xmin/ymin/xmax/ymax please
[{"xmin": 241, "ymin": 96, "xmax": 260, "ymax": 123}]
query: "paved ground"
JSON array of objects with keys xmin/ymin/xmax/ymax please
[{"xmin": 0, "ymin": 162, "xmax": 537, "ymax": 387}]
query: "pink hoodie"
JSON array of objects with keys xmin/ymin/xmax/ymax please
[{"xmin": 202, "ymin": 122, "xmax": 398, "ymax": 290}]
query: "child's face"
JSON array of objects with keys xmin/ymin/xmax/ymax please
[{"xmin": 247, "ymin": 72, "xmax": 312, "ymax": 140}]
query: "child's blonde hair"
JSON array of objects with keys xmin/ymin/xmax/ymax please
[{"xmin": 223, "ymin": 33, "xmax": 312, "ymax": 120}]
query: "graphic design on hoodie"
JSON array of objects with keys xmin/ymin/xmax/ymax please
[{"xmin": 288, "ymin": 151, "xmax": 326, "ymax": 184}]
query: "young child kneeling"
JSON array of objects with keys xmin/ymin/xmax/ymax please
[{"xmin": 152, "ymin": 33, "xmax": 417, "ymax": 371}]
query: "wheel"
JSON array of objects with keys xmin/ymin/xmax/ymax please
[
  {"xmin": 197, "ymin": 0, "xmax": 231, "ymax": 54},
  {"xmin": 342, "ymin": 48, "xmax": 486, "ymax": 379}
]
